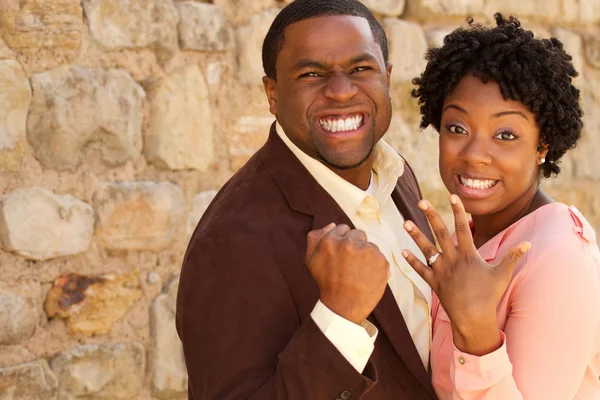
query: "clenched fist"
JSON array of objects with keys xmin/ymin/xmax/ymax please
[{"xmin": 306, "ymin": 223, "xmax": 390, "ymax": 325}]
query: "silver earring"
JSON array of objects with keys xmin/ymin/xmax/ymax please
[{"xmin": 539, "ymin": 158, "xmax": 546, "ymax": 165}]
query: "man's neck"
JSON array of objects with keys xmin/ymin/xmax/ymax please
[{"xmin": 328, "ymin": 159, "xmax": 375, "ymax": 190}]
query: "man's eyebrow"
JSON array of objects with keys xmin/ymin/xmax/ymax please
[
  {"xmin": 493, "ymin": 110, "xmax": 529, "ymax": 121},
  {"xmin": 292, "ymin": 59, "xmax": 327, "ymax": 72},
  {"xmin": 349, "ymin": 53, "xmax": 379, "ymax": 65}
]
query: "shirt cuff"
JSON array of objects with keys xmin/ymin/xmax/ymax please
[
  {"xmin": 311, "ymin": 300, "xmax": 378, "ymax": 373},
  {"xmin": 451, "ymin": 331, "xmax": 513, "ymax": 392}
]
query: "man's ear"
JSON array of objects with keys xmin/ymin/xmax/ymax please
[
  {"xmin": 385, "ymin": 62, "xmax": 393, "ymax": 87},
  {"xmin": 262, "ymin": 76, "xmax": 278, "ymax": 117}
]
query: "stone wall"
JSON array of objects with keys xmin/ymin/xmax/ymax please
[{"xmin": 0, "ymin": 0, "xmax": 598, "ymax": 398}]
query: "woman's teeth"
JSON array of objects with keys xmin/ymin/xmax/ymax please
[
  {"xmin": 459, "ymin": 176, "xmax": 498, "ymax": 190},
  {"xmin": 319, "ymin": 115, "xmax": 363, "ymax": 133}
]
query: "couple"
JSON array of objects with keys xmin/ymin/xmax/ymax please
[{"xmin": 176, "ymin": 0, "xmax": 600, "ymax": 399}]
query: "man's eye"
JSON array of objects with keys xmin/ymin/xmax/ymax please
[
  {"xmin": 447, "ymin": 125, "xmax": 467, "ymax": 134},
  {"xmin": 351, "ymin": 66, "xmax": 371, "ymax": 73},
  {"xmin": 494, "ymin": 130, "xmax": 517, "ymax": 140},
  {"xmin": 300, "ymin": 72, "xmax": 322, "ymax": 78}
]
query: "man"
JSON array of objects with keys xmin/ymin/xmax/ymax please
[{"xmin": 176, "ymin": 0, "xmax": 437, "ymax": 398}]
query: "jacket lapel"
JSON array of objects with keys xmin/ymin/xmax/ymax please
[{"xmin": 263, "ymin": 125, "xmax": 435, "ymax": 397}]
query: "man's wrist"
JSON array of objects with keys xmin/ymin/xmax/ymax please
[{"xmin": 320, "ymin": 297, "xmax": 369, "ymax": 325}]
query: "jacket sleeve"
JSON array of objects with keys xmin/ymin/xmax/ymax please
[
  {"xmin": 176, "ymin": 230, "xmax": 378, "ymax": 400},
  {"xmin": 447, "ymin": 238, "xmax": 600, "ymax": 399}
]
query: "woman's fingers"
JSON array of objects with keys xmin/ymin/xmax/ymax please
[
  {"xmin": 449, "ymin": 195, "xmax": 476, "ymax": 253},
  {"xmin": 417, "ymin": 200, "xmax": 455, "ymax": 255},
  {"xmin": 402, "ymin": 249, "xmax": 435, "ymax": 287},
  {"xmin": 403, "ymin": 220, "xmax": 442, "ymax": 265}
]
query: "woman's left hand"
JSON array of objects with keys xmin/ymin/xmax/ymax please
[{"xmin": 402, "ymin": 194, "xmax": 531, "ymax": 356}]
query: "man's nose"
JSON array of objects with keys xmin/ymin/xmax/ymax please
[
  {"xmin": 461, "ymin": 134, "xmax": 493, "ymax": 166},
  {"xmin": 322, "ymin": 72, "xmax": 358, "ymax": 103}
]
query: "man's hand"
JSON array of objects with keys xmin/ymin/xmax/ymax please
[{"xmin": 306, "ymin": 224, "xmax": 390, "ymax": 325}]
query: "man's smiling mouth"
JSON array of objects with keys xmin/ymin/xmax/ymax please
[{"xmin": 318, "ymin": 113, "xmax": 364, "ymax": 133}]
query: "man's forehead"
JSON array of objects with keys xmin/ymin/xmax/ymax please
[
  {"xmin": 284, "ymin": 14, "xmax": 373, "ymax": 42},
  {"xmin": 279, "ymin": 15, "xmax": 380, "ymax": 59}
]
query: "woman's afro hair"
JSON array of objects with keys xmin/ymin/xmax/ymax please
[{"xmin": 411, "ymin": 13, "xmax": 583, "ymax": 178}]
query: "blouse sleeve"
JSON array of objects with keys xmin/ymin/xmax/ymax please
[{"xmin": 449, "ymin": 236, "xmax": 600, "ymax": 399}]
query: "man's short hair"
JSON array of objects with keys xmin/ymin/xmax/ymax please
[{"xmin": 262, "ymin": 0, "xmax": 389, "ymax": 80}]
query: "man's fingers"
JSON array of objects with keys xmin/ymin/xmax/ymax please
[
  {"xmin": 403, "ymin": 220, "xmax": 441, "ymax": 262},
  {"xmin": 344, "ymin": 229, "xmax": 368, "ymax": 242},
  {"xmin": 402, "ymin": 249, "xmax": 435, "ymax": 287},
  {"xmin": 417, "ymin": 200, "xmax": 454, "ymax": 255},
  {"xmin": 497, "ymin": 241, "xmax": 531, "ymax": 279},
  {"xmin": 306, "ymin": 223, "xmax": 336, "ymax": 263}
]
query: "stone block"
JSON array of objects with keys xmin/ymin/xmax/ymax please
[
  {"xmin": 235, "ymin": 9, "xmax": 280, "ymax": 84},
  {"xmin": 406, "ymin": 0, "xmax": 485, "ymax": 18},
  {"xmin": 484, "ymin": 0, "xmax": 563, "ymax": 21},
  {"xmin": 50, "ymin": 342, "xmax": 145, "ymax": 399},
  {"xmin": 0, "ymin": 187, "xmax": 94, "ymax": 261},
  {"xmin": 27, "ymin": 66, "xmax": 144, "ymax": 171},
  {"xmin": 0, "ymin": 60, "xmax": 30, "ymax": 171},
  {"xmin": 145, "ymin": 65, "xmax": 215, "ymax": 171},
  {"xmin": 584, "ymin": 34, "xmax": 600, "ymax": 69},
  {"xmin": 384, "ymin": 116, "xmax": 444, "ymax": 192},
  {"xmin": 82, "ymin": 0, "xmax": 178, "ymax": 52},
  {"xmin": 424, "ymin": 26, "xmax": 454, "ymax": 48},
  {"xmin": 45, "ymin": 272, "xmax": 142, "ymax": 336},
  {"xmin": 176, "ymin": 2, "xmax": 234, "ymax": 52},
  {"xmin": 228, "ymin": 114, "xmax": 275, "ymax": 170},
  {"xmin": 0, "ymin": 360, "xmax": 58, "ymax": 399},
  {"xmin": 569, "ymin": 68, "xmax": 600, "ymax": 180},
  {"xmin": 151, "ymin": 277, "xmax": 187, "ymax": 398},
  {"xmin": 0, "ymin": 60, "xmax": 30, "ymax": 151},
  {"xmin": 187, "ymin": 190, "xmax": 218, "ymax": 235},
  {"xmin": 0, "ymin": 280, "xmax": 42, "ymax": 345},
  {"xmin": 384, "ymin": 19, "xmax": 428, "ymax": 83},
  {"xmin": 360, "ymin": 0, "xmax": 406, "ymax": 17},
  {"xmin": 0, "ymin": 0, "xmax": 83, "ymax": 49},
  {"xmin": 578, "ymin": 0, "xmax": 600, "ymax": 24},
  {"xmin": 93, "ymin": 181, "xmax": 184, "ymax": 252}
]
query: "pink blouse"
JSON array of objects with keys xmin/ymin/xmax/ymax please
[{"xmin": 431, "ymin": 203, "xmax": 600, "ymax": 399}]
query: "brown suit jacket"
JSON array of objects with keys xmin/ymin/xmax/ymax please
[{"xmin": 176, "ymin": 123, "xmax": 437, "ymax": 400}]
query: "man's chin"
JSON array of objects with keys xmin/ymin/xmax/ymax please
[{"xmin": 316, "ymin": 148, "xmax": 374, "ymax": 171}]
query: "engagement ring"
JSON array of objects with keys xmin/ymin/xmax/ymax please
[{"xmin": 428, "ymin": 252, "xmax": 441, "ymax": 266}]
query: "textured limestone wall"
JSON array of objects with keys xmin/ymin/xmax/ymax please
[{"xmin": 0, "ymin": 0, "xmax": 598, "ymax": 398}]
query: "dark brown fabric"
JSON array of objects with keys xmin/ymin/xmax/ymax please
[{"xmin": 176, "ymin": 123, "xmax": 437, "ymax": 400}]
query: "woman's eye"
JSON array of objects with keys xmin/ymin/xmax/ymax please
[
  {"xmin": 494, "ymin": 131, "xmax": 517, "ymax": 140},
  {"xmin": 447, "ymin": 125, "xmax": 467, "ymax": 134}
]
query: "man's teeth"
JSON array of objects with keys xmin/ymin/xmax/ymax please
[
  {"xmin": 459, "ymin": 176, "xmax": 498, "ymax": 190},
  {"xmin": 319, "ymin": 115, "xmax": 363, "ymax": 132}
]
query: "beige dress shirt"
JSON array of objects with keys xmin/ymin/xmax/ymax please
[{"xmin": 275, "ymin": 123, "xmax": 432, "ymax": 373}]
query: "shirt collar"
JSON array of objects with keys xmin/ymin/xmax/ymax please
[{"xmin": 275, "ymin": 122, "xmax": 405, "ymax": 217}]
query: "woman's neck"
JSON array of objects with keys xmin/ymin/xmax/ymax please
[{"xmin": 471, "ymin": 187, "xmax": 553, "ymax": 248}]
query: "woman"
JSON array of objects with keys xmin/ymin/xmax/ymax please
[{"xmin": 402, "ymin": 14, "xmax": 600, "ymax": 399}]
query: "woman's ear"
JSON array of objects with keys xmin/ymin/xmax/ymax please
[{"xmin": 537, "ymin": 142, "xmax": 549, "ymax": 165}]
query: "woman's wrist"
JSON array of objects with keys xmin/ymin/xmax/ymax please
[{"xmin": 451, "ymin": 319, "xmax": 503, "ymax": 356}]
